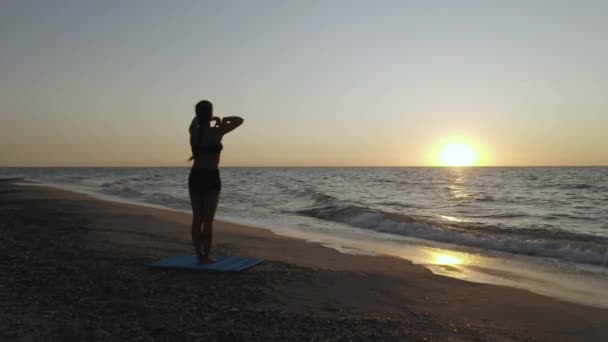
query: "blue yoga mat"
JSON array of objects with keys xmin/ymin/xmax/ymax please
[{"xmin": 150, "ymin": 254, "xmax": 263, "ymax": 272}]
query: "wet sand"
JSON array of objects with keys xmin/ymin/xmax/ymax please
[{"xmin": 1, "ymin": 179, "xmax": 606, "ymax": 341}]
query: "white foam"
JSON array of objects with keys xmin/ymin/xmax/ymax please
[{"xmin": 301, "ymin": 205, "xmax": 608, "ymax": 266}]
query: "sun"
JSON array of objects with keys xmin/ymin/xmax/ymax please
[{"xmin": 439, "ymin": 143, "xmax": 478, "ymax": 166}]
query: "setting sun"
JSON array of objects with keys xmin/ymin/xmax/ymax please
[{"xmin": 438, "ymin": 143, "xmax": 478, "ymax": 166}]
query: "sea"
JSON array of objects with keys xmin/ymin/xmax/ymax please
[{"xmin": 2, "ymin": 167, "xmax": 607, "ymax": 307}]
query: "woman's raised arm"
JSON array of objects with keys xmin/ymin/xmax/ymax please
[{"xmin": 220, "ymin": 116, "xmax": 244, "ymax": 134}]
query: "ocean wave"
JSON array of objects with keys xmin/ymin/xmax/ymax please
[
  {"xmin": 101, "ymin": 181, "xmax": 141, "ymax": 196},
  {"xmin": 466, "ymin": 212, "xmax": 530, "ymax": 219},
  {"xmin": 539, "ymin": 183, "xmax": 599, "ymax": 191},
  {"xmin": 561, "ymin": 184, "xmax": 593, "ymax": 190},
  {"xmin": 378, "ymin": 200, "xmax": 420, "ymax": 209},
  {"xmin": 292, "ymin": 187, "xmax": 341, "ymax": 206},
  {"xmin": 297, "ymin": 205, "xmax": 608, "ymax": 266},
  {"xmin": 474, "ymin": 194, "xmax": 495, "ymax": 202},
  {"xmin": 544, "ymin": 213, "xmax": 595, "ymax": 221},
  {"xmin": 145, "ymin": 192, "xmax": 190, "ymax": 208}
]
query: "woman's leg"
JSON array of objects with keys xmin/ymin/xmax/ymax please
[
  {"xmin": 200, "ymin": 190, "xmax": 220, "ymax": 262},
  {"xmin": 190, "ymin": 192, "xmax": 205, "ymax": 258}
]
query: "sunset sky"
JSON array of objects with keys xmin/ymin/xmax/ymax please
[{"xmin": 1, "ymin": 0, "xmax": 607, "ymax": 167}]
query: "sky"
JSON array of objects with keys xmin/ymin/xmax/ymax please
[{"xmin": 1, "ymin": 0, "xmax": 607, "ymax": 167}]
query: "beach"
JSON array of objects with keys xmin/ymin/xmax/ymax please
[
  {"xmin": 1, "ymin": 179, "xmax": 606, "ymax": 341},
  {"xmin": 3, "ymin": 1, "xmax": 607, "ymax": 340}
]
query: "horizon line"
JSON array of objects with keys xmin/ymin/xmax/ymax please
[{"xmin": 1, "ymin": 165, "xmax": 607, "ymax": 168}]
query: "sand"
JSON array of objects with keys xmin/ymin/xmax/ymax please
[{"xmin": 1, "ymin": 179, "xmax": 606, "ymax": 341}]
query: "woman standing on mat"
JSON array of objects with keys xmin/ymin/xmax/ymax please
[{"xmin": 188, "ymin": 100, "xmax": 243, "ymax": 263}]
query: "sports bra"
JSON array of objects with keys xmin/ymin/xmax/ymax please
[
  {"xmin": 196, "ymin": 144, "xmax": 223, "ymax": 154},
  {"xmin": 190, "ymin": 118, "xmax": 223, "ymax": 159}
]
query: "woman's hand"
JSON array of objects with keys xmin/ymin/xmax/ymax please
[
  {"xmin": 211, "ymin": 116, "xmax": 222, "ymax": 127},
  {"xmin": 220, "ymin": 116, "xmax": 244, "ymax": 134}
]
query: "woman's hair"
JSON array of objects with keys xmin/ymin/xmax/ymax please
[
  {"xmin": 189, "ymin": 100, "xmax": 213, "ymax": 161},
  {"xmin": 195, "ymin": 100, "xmax": 213, "ymax": 122}
]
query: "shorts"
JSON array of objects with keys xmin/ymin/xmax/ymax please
[{"xmin": 188, "ymin": 168, "xmax": 221, "ymax": 195}]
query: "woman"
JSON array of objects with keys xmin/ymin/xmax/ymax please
[{"xmin": 188, "ymin": 100, "xmax": 243, "ymax": 263}]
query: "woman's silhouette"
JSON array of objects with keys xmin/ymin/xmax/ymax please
[{"xmin": 188, "ymin": 100, "xmax": 243, "ymax": 263}]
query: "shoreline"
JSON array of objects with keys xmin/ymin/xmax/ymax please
[
  {"xmin": 2, "ymin": 179, "xmax": 607, "ymax": 341},
  {"xmin": 14, "ymin": 179, "xmax": 608, "ymax": 309}
]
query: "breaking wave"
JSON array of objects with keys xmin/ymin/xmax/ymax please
[
  {"xmin": 101, "ymin": 181, "xmax": 141, "ymax": 197},
  {"xmin": 297, "ymin": 204, "xmax": 608, "ymax": 266}
]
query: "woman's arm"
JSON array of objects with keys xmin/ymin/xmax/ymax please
[
  {"xmin": 220, "ymin": 116, "xmax": 244, "ymax": 134},
  {"xmin": 189, "ymin": 118, "xmax": 200, "ymax": 159}
]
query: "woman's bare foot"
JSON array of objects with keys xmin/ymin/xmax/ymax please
[{"xmin": 198, "ymin": 256, "xmax": 216, "ymax": 264}]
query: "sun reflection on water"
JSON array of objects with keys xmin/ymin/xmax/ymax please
[
  {"xmin": 440, "ymin": 215, "xmax": 465, "ymax": 222},
  {"xmin": 433, "ymin": 253, "xmax": 465, "ymax": 266}
]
